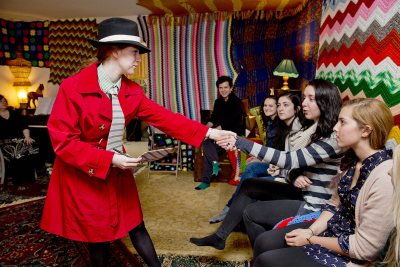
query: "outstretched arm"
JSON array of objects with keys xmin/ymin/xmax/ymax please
[
  {"xmin": 206, "ymin": 128, "xmax": 237, "ymax": 141},
  {"xmin": 217, "ymin": 135, "xmax": 344, "ymax": 170}
]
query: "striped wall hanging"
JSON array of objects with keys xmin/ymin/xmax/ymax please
[{"xmin": 144, "ymin": 13, "xmax": 236, "ymax": 121}]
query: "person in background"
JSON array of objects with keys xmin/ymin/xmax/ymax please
[
  {"xmin": 259, "ymin": 95, "xmax": 279, "ymax": 148},
  {"xmin": 190, "ymin": 79, "xmax": 344, "ymax": 250},
  {"xmin": 0, "ymin": 94, "xmax": 38, "ymax": 190},
  {"xmin": 194, "ymin": 75, "xmax": 246, "ymax": 190},
  {"xmin": 40, "ymin": 18, "xmax": 234, "ymax": 267},
  {"xmin": 228, "ymin": 95, "xmax": 278, "ymax": 186},
  {"xmin": 253, "ymin": 98, "xmax": 394, "ymax": 267},
  {"xmin": 375, "ymin": 145, "xmax": 400, "ymax": 267},
  {"xmin": 209, "ymin": 93, "xmax": 309, "ymax": 224}
]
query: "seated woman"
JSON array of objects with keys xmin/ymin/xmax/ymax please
[
  {"xmin": 375, "ymin": 145, "xmax": 400, "ymax": 267},
  {"xmin": 0, "ymin": 94, "xmax": 38, "ymax": 189},
  {"xmin": 209, "ymin": 92, "xmax": 311, "ymax": 224},
  {"xmin": 190, "ymin": 79, "xmax": 344, "ymax": 249},
  {"xmin": 252, "ymin": 98, "xmax": 394, "ymax": 267}
]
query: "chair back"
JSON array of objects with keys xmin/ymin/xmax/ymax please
[{"xmin": 249, "ymin": 107, "xmax": 266, "ymax": 144}]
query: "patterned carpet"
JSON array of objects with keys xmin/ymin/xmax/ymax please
[
  {"xmin": 0, "ymin": 175, "xmax": 49, "ymax": 207},
  {"xmin": 0, "ymin": 199, "xmax": 141, "ymax": 266},
  {"xmin": 122, "ymin": 168, "xmax": 252, "ymax": 266},
  {"xmin": 0, "ymin": 165, "xmax": 252, "ymax": 266}
]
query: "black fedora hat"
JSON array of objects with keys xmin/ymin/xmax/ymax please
[{"xmin": 88, "ymin": 17, "xmax": 150, "ymax": 54}]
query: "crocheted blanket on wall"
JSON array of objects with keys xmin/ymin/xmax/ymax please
[
  {"xmin": 0, "ymin": 19, "xmax": 50, "ymax": 67},
  {"xmin": 48, "ymin": 19, "xmax": 97, "ymax": 84},
  {"xmin": 142, "ymin": 14, "xmax": 236, "ymax": 121},
  {"xmin": 230, "ymin": 0, "xmax": 323, "ymax": 107},
  {"xmin": 316, "ymin": 0, "xmax": 400, "ymax": 125}
]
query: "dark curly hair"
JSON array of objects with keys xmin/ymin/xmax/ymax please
[
  {"xmin": 307, "ymin": 79, "xmax": 342, "ymax": 143},
  {"xmin": 216, "ymin": 76, "xmax": 233, "ymax": 88}
]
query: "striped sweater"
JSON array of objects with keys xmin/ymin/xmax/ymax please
[{"xmin": 235, "ymin": 133, "xmax": 345, "ymax": 214}]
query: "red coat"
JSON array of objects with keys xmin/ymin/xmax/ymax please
[{"xmin": 40, "ymin": 63, "xmax": 208, "ymax": 242}]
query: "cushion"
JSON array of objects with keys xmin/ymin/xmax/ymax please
[
  {"xmin": 386, "ymin": 125, "xmax": 400, "ymax": 151},
  {"xmin": 273, "ymin": 211, "xmax": 321, "ymax": 229}
]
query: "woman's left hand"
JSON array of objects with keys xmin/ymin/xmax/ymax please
[
  {"xmin": 24, "ymin": 137, "xmax": 35, "ymax": 145},
  {"xmin": 285, "ymin": 228, "xmax": 312, "ymax": 247},
  {"xmin": 267, "ymin": 164, "xmax": 280, "ymax": 176},
  {"xmin": 293, "ymin": 175, "xmax": 312, "ymax": 189}
]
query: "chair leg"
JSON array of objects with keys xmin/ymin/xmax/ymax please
[{"xmin": 0, "ymin": 150, "xmax": 5, "ymax": 189}]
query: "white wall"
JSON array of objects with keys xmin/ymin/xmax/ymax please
[{"xmin": 0, "ymin": 65, "xmax": 59, "ymax": 108}]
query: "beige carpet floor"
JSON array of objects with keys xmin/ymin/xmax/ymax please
[{"xmin": 122, "ymin": 167, "xmax": 252, "ymax": 263}]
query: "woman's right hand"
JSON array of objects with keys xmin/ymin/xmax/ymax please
[
  {"xmin": 246, "ymin": 156, "xmax": 260, "ymax": 164},
  {"xmin": 285, "ymin": 228, "xmax": 313, "ymax": 247},
  {"xmin": 112, "ymin": 154, "xmax": 142, "ymax": 170},
  {"xmin": 216, "ymin": 134, "xmax": 238, "ymax": 151}
]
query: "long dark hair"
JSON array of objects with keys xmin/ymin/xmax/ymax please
[
  {"xmin": 274, "ymin": 92, "xmax": 307, "ymax": 150},
  {"xmin": 307, "ymin": 79, "xmax": 342, "ymax": 143},
  {"xmin": 259, "ymin": 95, "xmax": 278, "ymax": 129}
]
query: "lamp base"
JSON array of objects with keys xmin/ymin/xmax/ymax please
[
  {"xmin": 19, "ymin": 103, "xmax": 28, "ymax": 109},
  {"xmin": 280, "ymin": 76, "xmax": 290, "ymax": 90}
]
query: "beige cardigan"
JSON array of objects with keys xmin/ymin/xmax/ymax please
[{"xmin": 342, "ymin": 160, "xmax": 394, "ymax": 267}]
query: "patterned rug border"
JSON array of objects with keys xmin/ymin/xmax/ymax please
[
  {"xmin": 158, "ymin": 253, "xmax": 251, "ymax": 266},
  {"xmin": 0, "ymin": 195, "xmax": 46, "ymax": 208}
]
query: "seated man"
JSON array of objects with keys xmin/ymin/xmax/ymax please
[{"xmin": 195, "ymin": 76, "xmax": 245, "ymax": 190}]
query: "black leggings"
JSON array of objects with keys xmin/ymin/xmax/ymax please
[
  {"xmin": 253, "ymin": 221, "xmax": 323, "ymax": 267},
  {"xmin": 215, "ymin": 178, "xmax": 303, "ymax": 241},
  {"xmin": 88, "ymin": 221, "xmax": 160, "ymax": 267},
  {"xmin": 243, "ymin": 199, "xmax": 303, "ymax": 246}
]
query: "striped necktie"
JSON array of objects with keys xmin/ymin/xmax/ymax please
[{"xmin": 106, "ymin": 93, "xmax": 125, "ymax": 151}]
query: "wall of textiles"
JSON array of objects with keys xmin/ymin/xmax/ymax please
[
  {"xmin": 142, "ymin": 13, "xmax": 236, "ymax": 121},
  {"xmin": 230, "ymin": 0, "xmax": 323, "ymax": 107},
  {"xmin": 0, "ymin": 18, "xmax": 97, "ymax": 85},
  {"xmin": 0, "ymin": 19, "xmax": 50, "ymax": 68},
  {"xmin": 316, "ymin": 0, "xmax": 400, "ymax": 125}
]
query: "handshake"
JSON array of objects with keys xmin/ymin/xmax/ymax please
[{"xmin": 206, "ymin": 128, "xmax": 238, "ymax": 151}]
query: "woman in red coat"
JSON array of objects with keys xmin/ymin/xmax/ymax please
[{"xmin": 40, "ymin": 17, "xmax": 234, "ymax": 267}]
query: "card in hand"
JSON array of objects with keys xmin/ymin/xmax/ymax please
[{"xmin": 140, "ymin": 147, "xmax": 176, "ymax": 163}]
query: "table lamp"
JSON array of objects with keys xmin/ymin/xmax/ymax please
[{"xmin": 273, "ymin": 59, "xmax": 299, "ymax": 90}]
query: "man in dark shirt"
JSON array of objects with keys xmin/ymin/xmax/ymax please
[{"xmin": 195, "ymin": 76, "xmax": 245, "ymax": 190}]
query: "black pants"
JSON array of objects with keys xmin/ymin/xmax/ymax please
[
  {"xmin": 253, "ymin": 221, "xmax": 323, "ymax": 267},
  {"xmin": 244, "ymin": 199, "xmax": 303, "ymax": 246},
  {"xmin": 215, "ymin": 178, "xmax": 303, "ymax": 242},
  {"xmin": 8, "ymin": 155, "xmax": 36, "ymax": 185},
  {"xmin": 201, "ymin": 139, "xmax": 226, "ymax": 183}
]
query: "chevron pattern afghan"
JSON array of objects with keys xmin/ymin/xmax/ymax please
[
  {"xmin": 48, "ymin": 19, "xmax": 97, "ymax": 84},
  {"xmin": 144, "ymin": 13, "xmax": 236, "ymax": 121},
  {"xmin": 0, "ymin": 19, "xmax": 50, "ymax": 67},
  {"xmin": 316, "ymin": 0, "xmax": 400, "ymax": 125}
]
